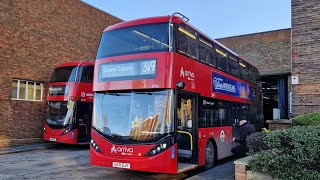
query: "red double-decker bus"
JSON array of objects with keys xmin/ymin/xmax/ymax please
[
  {"xmin": 90, "ymin": 13, "xmax": 264, "ymax": 173},
  {"xmin": 43, "ymin": 61, "xmax": 94, "ymax": 144}
]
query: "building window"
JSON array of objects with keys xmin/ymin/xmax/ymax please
[{"xmin": 11, "ymin": 79, "xmax": 43, "ymax": 101}]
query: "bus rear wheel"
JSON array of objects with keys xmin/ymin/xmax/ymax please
[{"xmin": 204, "ymin": 141, "xmax": 215, "ymax": 170}]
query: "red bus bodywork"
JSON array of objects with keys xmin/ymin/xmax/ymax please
[
  {"xmin": 91, "ymin": 16, "xmax": 262, "ymax": 173},
  {"xmin": 43, "ymin": 61, "xmax": 94, "ymax": 144}
]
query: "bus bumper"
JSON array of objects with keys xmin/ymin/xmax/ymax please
[
  {"xmin": 43, "ymin": 127, "xmax": 78, "ymax": 144},
  {"xmin": 90, "ymin": 144, "xmax": 178, "ymax": 174}
]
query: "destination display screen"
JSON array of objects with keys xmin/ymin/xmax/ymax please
[{"xmin": 98, "ymin": 59, "xmax": 157, "ymax": 81}]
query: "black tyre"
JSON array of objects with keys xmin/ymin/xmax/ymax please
[{"xmin": 204, "ymin": 141, "xmax": 215, "ymax": 170}]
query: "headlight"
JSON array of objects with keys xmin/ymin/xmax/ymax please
[
  {"xmin": 90, "ymin": 139, "xmax": 102, "ymax": 153},
  {"xmin": 61, "ymin": 125, "xmax": 76, "ymax": 135},
  {"xmin": 144, "ymin": 136, "xmax": 174, "ymax": 156},
  {"xmin": 61, "ymin": 128, "xmax": 71, "ymax": 135}
]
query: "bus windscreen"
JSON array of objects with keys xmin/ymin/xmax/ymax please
[
  {"xmin": 92, "ymin": 90, "xmax": 174, "ymax": 144},
  {"xmin": 46, "ymin": 101, "xmax": 75, "ymax": 127},
  {"xmin": 96, "ymin": 23, "xmax": 169, "ymax": 59}
]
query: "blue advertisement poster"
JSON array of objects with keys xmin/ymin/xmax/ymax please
[{"xmin": 212, "ymin": 72, "xmax": 256, "ymax": 100}]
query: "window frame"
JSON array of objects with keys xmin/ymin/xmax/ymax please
[{"xmin": 11, "ymin": 79, "xmax": 43, "ymax": 102}]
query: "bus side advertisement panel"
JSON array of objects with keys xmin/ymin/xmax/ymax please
[{"xmin": 212, "ymin": 71, "xmax": 256, "ymax": 102}]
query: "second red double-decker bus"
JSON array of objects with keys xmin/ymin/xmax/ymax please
[
  {"xmin": 43, "ymin": 61, "xmax": 94, "ymax": 144},
  {"xmin": 90, "ymin": 13, "xmax": 264, "ymax": 173}
]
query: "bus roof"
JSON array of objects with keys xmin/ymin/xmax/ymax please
[
  {"xmin": 104, "ymin": 16, "xmax": 182, "ymax": 32},
  {"xmin": 103, "ymin": 15, "xmax": 256, "ymax": 69},
  {"xmin": 55, "ymin": 61, "xmax": 94, "ymax": 68}
]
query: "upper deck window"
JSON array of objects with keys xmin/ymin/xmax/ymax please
[
  {"xmin": 97, "ymin": 23, "xmax": 169, "ymax": 59},
  {"xmin": 81, "ymin": 65, "xmax": 94, "ymax": 83},
  {"xmin": 177, "ymin": 24, "xmax": 198, "ymax": 60},
  {"xmin": 215, "ymin": 47, "xmax": 228, "ymax": 72},
  {"xmin": 239, "ymin": 60, "xmax": 249, "ymax": 82},
  {"xmin": 228, "ymin": 55, "xmax": 240, "ymax": 77},
  {"xmin": 50, "ymin": 66, "xmax": 80, "ymax": 82},
  {"xmin": 248, "ymin": 66, "xmax": 256, "ymax": 84},
  {"xmin": 199, "ymin": 36, "xmax": 215, "ymax": 66}
]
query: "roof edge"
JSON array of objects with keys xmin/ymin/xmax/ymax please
[
  {"xmin": 260, "ymin": 69, "xmax": 291, "ymax": 76},
  {"xmin": 217, "ymin": 28, "xmax": 291, "ymax": 40}
]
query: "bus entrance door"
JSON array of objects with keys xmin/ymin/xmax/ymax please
[
  {"xmin": 77, "ymin": 102, "xmax": 93, "ymax": 144},
  {"xmin": 176, "ymin": 92, "xmax": 198, "ymax": 173},
  {"xmin": 230, "ymin": 104, "xmax": 241, "ymax": 139}
]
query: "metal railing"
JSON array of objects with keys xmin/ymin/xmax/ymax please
[{"xmin": 168, "ymin": 12, "xmax": 189, "ymax": 52}]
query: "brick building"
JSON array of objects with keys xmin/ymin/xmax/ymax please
[
  {"xmin": 291, "ymin": 0, "xmax": 320, "ymax": 116},
  {"xmin": 218, "ymin": 29, "xmax": 292, "ymax": 120},
  {"xmin": 218, "ymin": 0, "xmax": 320, "ymax": 119},
  {"xmin": 0, "ymin": 0, "xmax": 121, "ymax": 148}
]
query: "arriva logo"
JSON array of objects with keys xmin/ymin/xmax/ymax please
[
  {"xmin": 111, "ymin": 145, "xmax": 117, "ymax": 153},
  {"xmin": 180, "ymin": 67, "xmax": 195, "ymax": 81},
  {"xmin": 111, "ymin": 145, "xmax": 134, "ymax": 154}
]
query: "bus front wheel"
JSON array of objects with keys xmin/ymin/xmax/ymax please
[{"xmin": 204, "ymin": 141, "xmax": 215, "ymax": 170}]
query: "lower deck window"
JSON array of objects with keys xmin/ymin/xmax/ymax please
[{"xmin": 199, "ymin": 99, "xmax": 260, "ymax": 127}]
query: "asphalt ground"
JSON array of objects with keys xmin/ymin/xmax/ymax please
[{"xmin": 0, "ymin": 143, "xmax": 235, "ymax": 180}]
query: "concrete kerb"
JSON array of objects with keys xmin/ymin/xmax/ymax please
[{"xmin": 0, "ymin": 143, "xmax": 56, "ymax": 155}]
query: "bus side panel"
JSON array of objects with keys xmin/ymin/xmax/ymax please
[
  {"xmin": 90, "ymin": 131, "xmax": 178, "ymax": 174},
  {"xmin": 172, "ymin": 54, "xmax": 256, "ymax": 104},
  {"xmin": 43, "ymin": 123, "xmax": 78, "ymax": 144},
  {"xmin": 197, "ymin": 126, "xmax": 233, "ymax": 166},
  {"xmin": 73, "ymin": 82, "xmax": 94, "ymax": 102}
]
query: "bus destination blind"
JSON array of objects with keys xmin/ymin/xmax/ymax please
[{"xmin": 99, "ymin": 59, "xmax": 157, "ymax": 81}]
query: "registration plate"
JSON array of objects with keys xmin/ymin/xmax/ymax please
[
  {"xmin": 112, "ymin": 162, "xmax": 130, "ymax": 169},
  {"xmin": 49, "ymin": 138, "xmax": 56, "ymax": 142}
]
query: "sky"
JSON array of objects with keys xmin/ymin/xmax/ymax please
[{"xmin": 81, "ymin": 0, "xmax": 291, "ymax": 39}]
